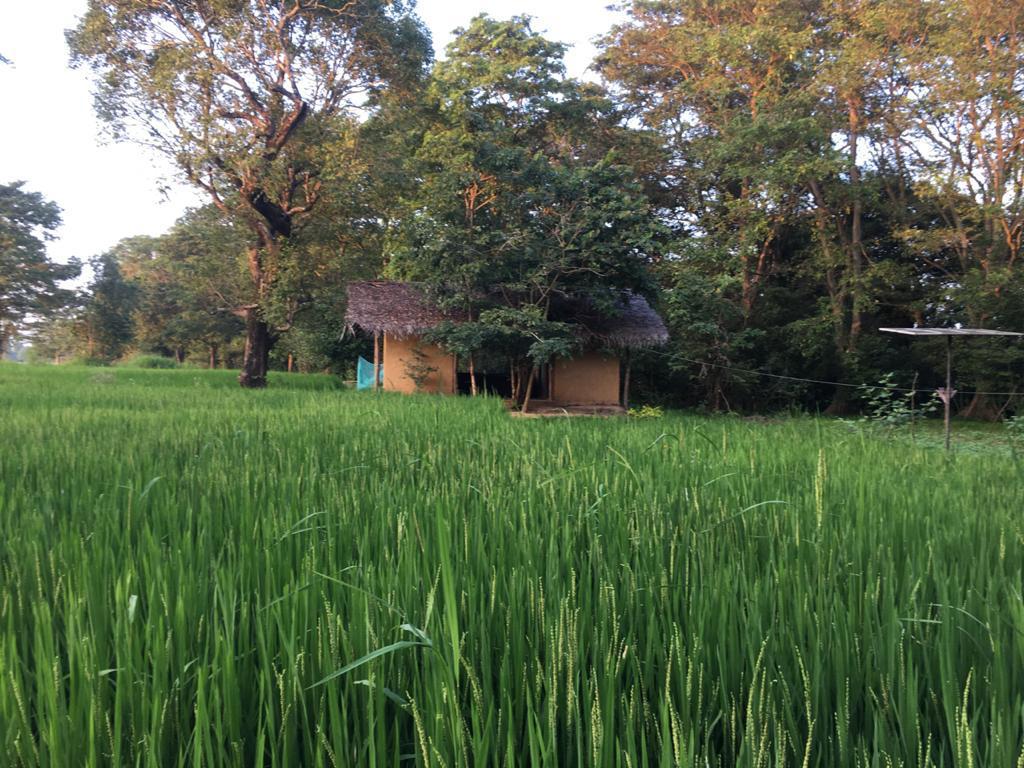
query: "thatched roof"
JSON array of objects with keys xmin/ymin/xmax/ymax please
[
  {"xmin": 344, "ymin": 281, "xmax": 449, "ymax": 337},
  {"xmin": 345, "ymin": 281, "xmax": 669, "ymax": 349},
  {"xmin": 569, "ymin": 293, "xmax": 670, "ymax": 349}
]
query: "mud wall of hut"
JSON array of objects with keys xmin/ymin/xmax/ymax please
[
  {"xmin": 551, "ymin": 352, "xmax": 621, "ymax": 405},
  {"xmin": 382, "ymin": 334, "xmax": 457, "ymax": 395}
]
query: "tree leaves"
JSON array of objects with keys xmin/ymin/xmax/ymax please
[
  {"xmin": 391, "ymin": 17, "xmax": 662, "ymax": 384},
  {"xmin": 0, "ymin": 181, "xmax": 79, "ymax": 350}
]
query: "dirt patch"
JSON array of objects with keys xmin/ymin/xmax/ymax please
[{"xmin": 509, "ymin": 403, "xmax": 626, "ymax": 418}]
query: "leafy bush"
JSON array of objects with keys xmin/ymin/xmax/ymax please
[
  {"xmin": 116, "ymin": 354, "xmax": 180, "ymax": 369},
  {"xmin": 628, "ymin": 404, "xmax": 664, "ymax": 419},
  {"xmin": 857, "ymin": 372, "xmax": 938, "ymax": 429},
  {"xmin": 66, "ymin": 355, "xmax": 110, "ymax": 367},
  {"xmin": 1007, "ymin": 414, "xmax": 1024, "ymax": 454}
]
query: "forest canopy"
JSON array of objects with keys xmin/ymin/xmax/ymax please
[{"xmin": 8, "ymin": 0, "xmax": 1024, "ymax": 415}]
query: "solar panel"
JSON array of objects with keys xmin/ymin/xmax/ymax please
[
  {"xmin": 879, "ymin": 325, "xmax": 1022, "ymax": 450},
  {"xmin": 879, "ymin": 327, "xmax": 1023, "ymax": 337}
]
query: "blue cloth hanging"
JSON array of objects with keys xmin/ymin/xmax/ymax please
[{"xmin": 356, "ymin": 356, "xmax": 383, "ymax": 390}]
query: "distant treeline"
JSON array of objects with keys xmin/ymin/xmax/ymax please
[{"xmin": 12, "ymin": 1, "xmax": 1024, "ymax": 416}]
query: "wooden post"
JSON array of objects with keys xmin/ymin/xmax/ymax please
[
  {"xmin": 468, "ymin": 354, "xmax": 477, "ymax": 396},
  {"xmin": 287, "ymin": 353, "xmax": 293, "ymax": 373},
  {"xmin": 521, "ymin": 364, "xmax": 538, "ymax": 414},
  {"xmin": 373, "ymin": 331, "xmax": 381, "ymax": 391}
]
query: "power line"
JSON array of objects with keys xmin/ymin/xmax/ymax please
[{"xmin": 647, "ymin": 349, "xmax": 1022, "ymax": 398}]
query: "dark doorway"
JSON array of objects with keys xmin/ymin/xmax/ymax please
[{"xmin": 457, "ymin": 362, "xmax": 550, "ymax": 399}]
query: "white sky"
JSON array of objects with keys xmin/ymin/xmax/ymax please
[{"xmin": 0, "ymin": 0, "xmax": 622, "ymax": 268}]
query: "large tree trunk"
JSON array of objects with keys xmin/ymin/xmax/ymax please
[
  {"xmin": 847, "ymin": 97, "xmax": 864, "ymax": 348},
  {"xmin": 239, "ymin": 309, "xmax": 271, "ymax": 388},
  {"xmin": 237, "ymin": 209, "xmax": 288, "ymax": 389},
  {"xmin": 959, "ymin": 392, "xmax": 1000, "ymax": 421},
  {"xmin": 824, "ymin": 385, "xmax": 852, "ymax": 416}
]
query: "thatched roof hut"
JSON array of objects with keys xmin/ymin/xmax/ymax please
[{"xmin": 344, "ymin": 280, "xmax": 668, "ymax": 349}]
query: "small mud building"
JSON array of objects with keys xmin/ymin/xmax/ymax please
[{"xmin": 344, "ymin": 281, "xmax": 668, "ymax": 407}]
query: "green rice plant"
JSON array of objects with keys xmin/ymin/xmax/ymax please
[
  {"xmin": 114, "ymin": 353, "xmax": 181, "ymax": 369},
  {"xmin": 0, "ymin": 362, "xmax": 1021, "ymax": 766},
  {"xmin": 1007, "ymin": 415, "xmax": 1024, "ymax": 457}
]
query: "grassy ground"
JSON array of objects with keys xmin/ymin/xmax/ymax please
[{"xmin": 1, "ymin": 364, "xmax": 1021, "ymax": 766}]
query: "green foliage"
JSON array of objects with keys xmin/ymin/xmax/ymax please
[
  {"xmin": 627, "ymin": 404, "xmax": 663, "ymax": 419},
  {"xmin": 403, "ymin": 343, "xmax": 438, "ymax": 390},
  {"xmin": 600, "ymin": 0, "xmax": 839, "ymax": 408},
  {"xmin": 115, "ymin": 353, "xmax": 180, "ymax": 369},
  {"xmin": 62, "ymin": 200, "xmax": 373, "ymax": 374},
  {"xmin": 80, "ymin": 253, "xmax": 137, "ymax": 361},
  {"xmin": 423, "ymin": 321, "xmax": 494, "ymax": 360},
  {"xmin": 857, "ymin": 372, "xmax": 940, "ymax": 429},
  {"xmin": 0, "ymin": 181, "xmax": 80, "ymax": 352},
  {"xmin": 65, "ymin": 354, "xmax": 111, "ymax": 367},
  {"xmin": 1006, "ymin": 414, "xmax": 1024, "ymax": 458},
  {"xmin": 476, "ymin": 306, "xmax": 581, "ymax": 367},
  {"xmin": 68, "ymin": 0, "xmax": 431, "ymax": 384},
  {"xmin": 23, "ymin": 0, "xmax": 1021, "ymax": 413},
  {"xmin": 0, "ymin": 365, "xmax": 1022, "ymax": 764},
  {"xmin": 597, "ymin": 0, "xmax": 1024, "ymax": 414},
  {"xmin": 391, "ymin": 16, "xmax": 662, "ymax": 401},
  {"xmin": 23, "ymin": 309, "xmax": 81, "ymax": 364},
  {"xmin": 116, "ymin": 208, "xmax": 247, "ymax": 363}
]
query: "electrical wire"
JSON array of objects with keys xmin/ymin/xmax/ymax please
[{"xmin": 642, "ymin": 347, "xmax": 1023, "ymax": 398}]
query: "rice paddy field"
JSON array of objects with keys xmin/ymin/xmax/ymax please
[{"xmin": 1, "ymin": 363, "xmax": 1022, "ymax": 767}]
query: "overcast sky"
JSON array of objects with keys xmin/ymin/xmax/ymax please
[{"xmin": 0, "ymin": 0, "xmax": 622, "ymax": 268}]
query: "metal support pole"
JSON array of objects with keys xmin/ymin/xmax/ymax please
[
  {"xmin": 944, "ymin": 336, "xmax": 952, "ymax": 450},
  {"xmin": 910, "ymin": 371, "xmax": 918, "ymax": 443}
]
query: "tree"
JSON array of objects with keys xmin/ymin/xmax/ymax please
[
  {"xmin": 599, "ymin": 0, "xmax": 825, "ymax": 313},
  {"xmin": 598, "ymin": 0, "xmax": 834, "ymax": 408},
  {"xmin": 69, "ymin": 0, "xmax": 430, "ymax": 387},
  {"xmin": 79, "ymin": 251, "xmax": 138, "ymax": 361},
  {"xmin": 0, "ymin": 181, "xmax": 80, "ymax": 356},
  {"xmin": 596, "ymin": 0, "xmax": 1023, "ymax": 414},
  {"xmin": 118, "ymin": 209, "xmax": 248, "ymax": 365},
  {"xmin": 25, "ymin": 309, "xmax": 83, "ymax": 364},
  {"xmin": 895, "ymin": 0, "xmax": 1024, "ymax": 417},
  {"xmin": 392, "ymin": 16, "xmax": 663, "ymax": 408}
]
